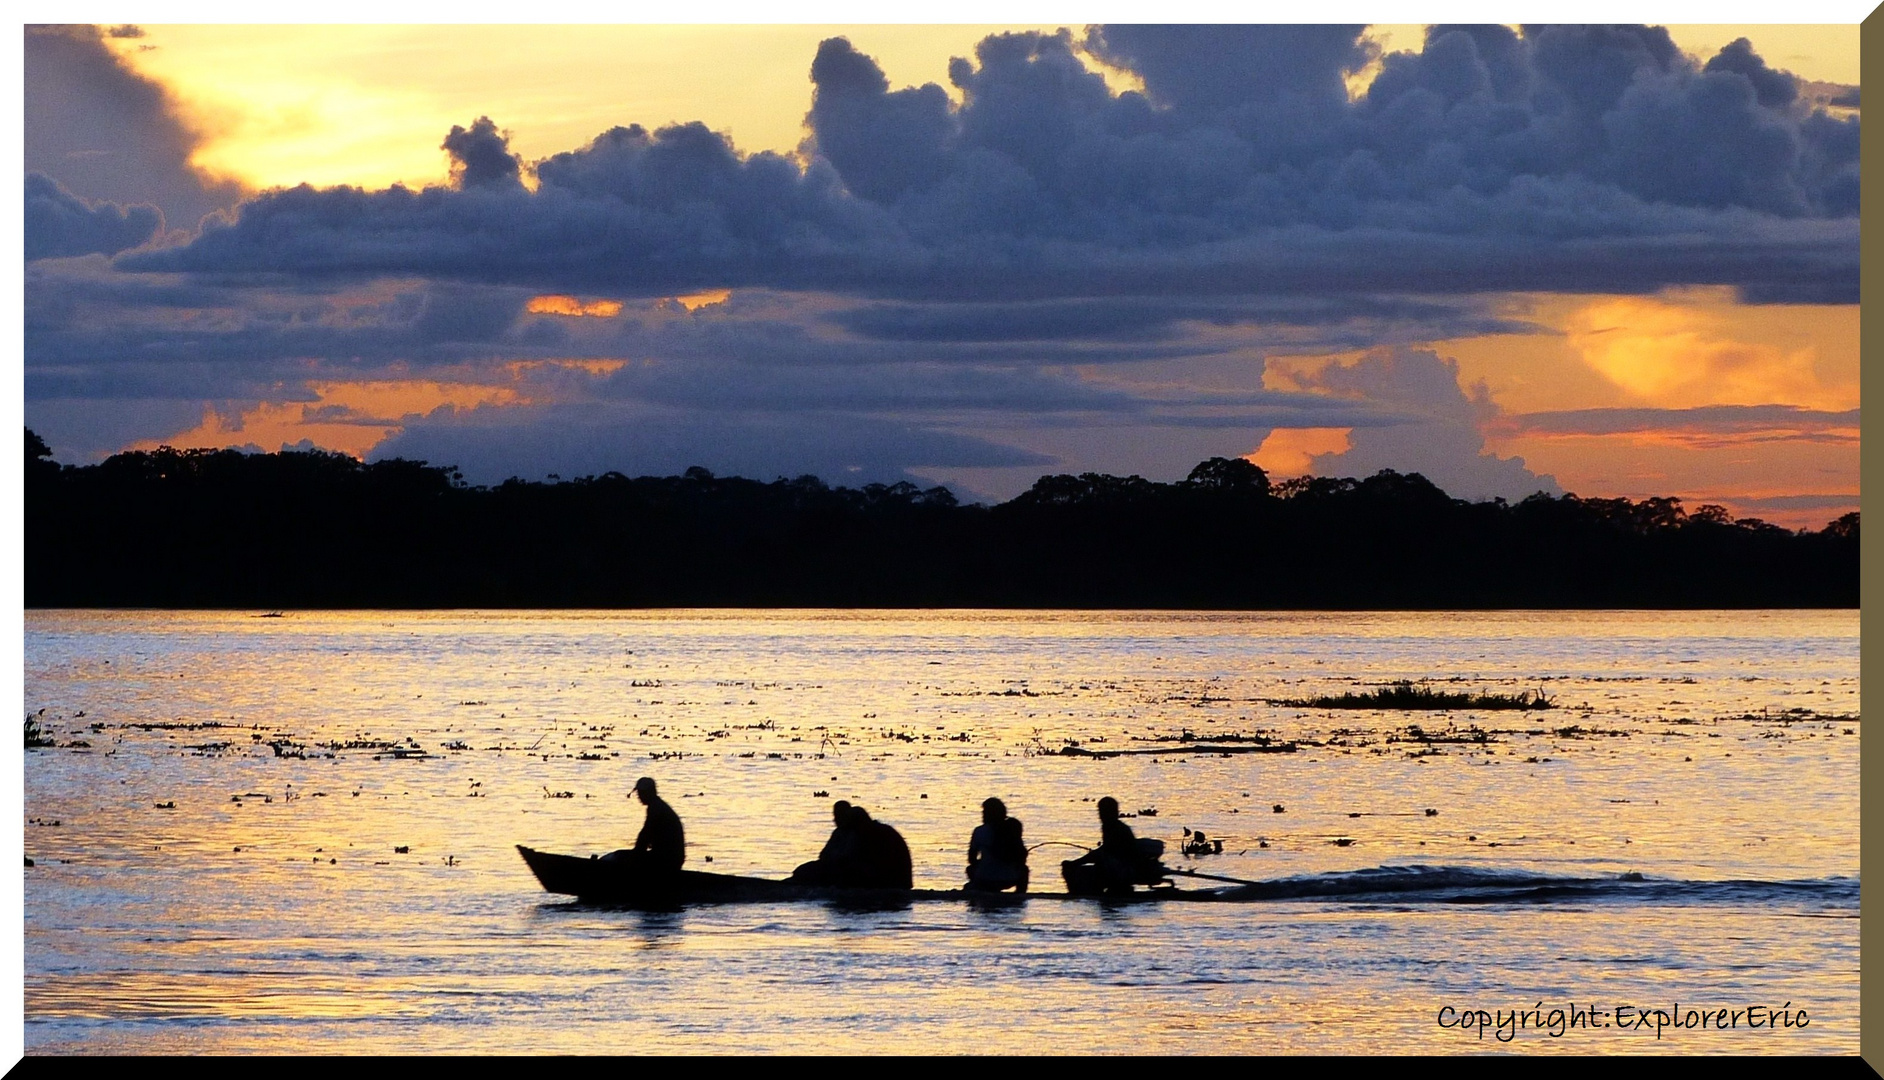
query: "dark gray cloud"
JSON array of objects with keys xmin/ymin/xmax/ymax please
[
  {"xmin": 26, "ymin": 172, "xmax": 161, "ymax": 259},
  {"xmin": 24, "ymin": 25, "xmax": 244, "ymax": 231},
  {"xmin": 443, "ymin": 116, "xmax": 526, "ymax": 192},
  {"xmin": 39, "ymin": 263, "xmax": 1522, "ymax": 392},
  {"xmin": 369, "ymin": 402, "xmax": 1052, "ymax": 487},
  {"xmin": 825, "ymin": 294, "xmax": 1530, "ymax": 345},
  {"xmin": 25, "ymin": 396, "xmax": 210, "ymax": 464},
  {"xmin": 1085, "ymin": 24, "xmax": 1372, "ymax": 115},
  {"xmin": 1729, "ymin": 492, "xmax": 1860, "ymax": 512},
  {"xmin": 803, "ymin": 38, "xmax": 956, "ymax": 204},
  {"xmin": 1508, "ymin": 404, "xmax": 1860, "ymax": 436},
  {"xmin": 23, "ymin": 261, "xmax": 537, "ymax": 385},
  {"xmin": 118, "ymin": 27, "xmax": 1855, "ymax": 303}
]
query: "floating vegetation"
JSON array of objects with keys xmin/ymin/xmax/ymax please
[
  {"xmin": 1273, "ymin": 682, "xmax": 1555, "ymax": 711},
  {"xmin": 323, "ymin": 738, "xmax": 399, "ymax": 751},
  {"xmin": 1132, "ymin": 729, "xmax": 1279, "ymax": 745},
  {"xmin": 1057, "ymin": 742, "xmax": 1297, "ymax": 758},
  {"xmin": 24, "ymin": 715, "xmax": 54, "ymax": 749},
  {"xmin": 1392, "ymin": 724, "xmax": 1494, "ymax": 745}
]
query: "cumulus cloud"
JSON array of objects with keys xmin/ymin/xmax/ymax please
[
  {"xmin": 25, "ymin": 24, "xmax": 245, "ymax": 231},
  {"xmin": 119, "ymin": 27, "xmax": 1854, "ymax": 303},
  {"xmin": 26, "ymin": 172, "xmax": 161, "ymax": 259},
  {"xmin": 1085, "ymin": 24, "xmax": 1372, "ymax": 115},
  {"xmin": 442, "ymin": 116, "xmax": 526, "ymax": 192},
  {"xmin": 1282, "ymin": 347, "xmax": 1560, "ymax": 501}
]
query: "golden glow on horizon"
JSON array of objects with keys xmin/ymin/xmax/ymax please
[
  {"xmin": 1491, "ymin": 425, "xmax": 1858, "ymax": 526},
  {"xmin": 1253, "ymin": 288, "xmax": 1859, "ymax": 526}
]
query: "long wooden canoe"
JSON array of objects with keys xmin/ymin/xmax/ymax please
[{"xmin": 516, "ymin": 845, "xmax": 1223, "ymax": 907}]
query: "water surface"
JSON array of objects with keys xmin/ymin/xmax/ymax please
[{"xmin": 24, "ymin": 609, "xmax": 1858, "ymax": 1054}]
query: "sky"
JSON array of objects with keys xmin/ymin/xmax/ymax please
[{"xmin": 20, "ymin": 19, "xmax": 1862, "ymax": 527}]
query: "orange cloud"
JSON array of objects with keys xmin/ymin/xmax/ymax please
[
  {"xmin": 526, "ymin": 295, "xmax": 624, "ymax": 317},
  {"xmin": 132, "ymin": 379, "xmax": 524, "ymax": 459},
  {"xmin": 1424, "ymin": 288, "xmax": 1859, "ymax": 416},
  {"xmin": 672, "ymin": 289, "xmax": 731, "ymax": 311},
  {"xmin": 1562, "ymin": 293, "xmax": 1831, "ymax": 409},
  {"xmin": 1248, "ymin": 427, "xmax": 1351, "ymax": 477}
]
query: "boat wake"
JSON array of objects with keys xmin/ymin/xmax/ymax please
[{"xmin": 1204, "ymin": 864, "xmax": 1858, "ymax": 908}]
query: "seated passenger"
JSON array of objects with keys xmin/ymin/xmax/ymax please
[
  {"xmin": 789, "ymin": 800, "xmax": 858, "ymax": 885},
  {"xmin": 599, "ymin": 776, "xmax": 686, "ymax": 878},
  {"xmin": 1061, "ymin": 796, "xmax": 1165, "ymax": 895},
  {"xmin": 965, "ymin": 797, "xmax": 1029, "ymax": 893},
  {"xmin": 849, "ymin": 805, "xmax": 914, "ymax": 889}
]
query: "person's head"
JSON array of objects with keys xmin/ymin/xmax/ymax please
[
  {"xmin": 1097, "ymin": 796, "xmax": 1119, "ymax": 821},
  {"xmin": 846, "ymin": 804, "xmax": 873, "ymax": 827},
  {"xmin": 832, "ymin": 799, "xmax": 852, "ymax": 826},
  {"xmin": 634, "ymin": 776, "xmax": 657, "ymax": 802},
  {"xmin": 982, "ymin": 797, "xmax": 1007, "ymax": 826}
]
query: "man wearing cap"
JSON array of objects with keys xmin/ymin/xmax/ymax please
[{"xmin": 602, "ymin": 776, "xmax": 685, "ymax": 877}]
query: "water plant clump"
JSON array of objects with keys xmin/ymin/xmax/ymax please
[
  {"xmin": 1274, "ymin": 681, "xmax": 1555, "ymax": 711},
  {"xmin": 24, "ymin": 715, "xmax": 55, "ymax": 748}
]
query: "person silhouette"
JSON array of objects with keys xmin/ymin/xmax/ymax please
[
  {"xmin": 1062, "ymin": 796, "xmax": 1164, "ymax": 895},
  {"xmin": 848, "ymin": 805, "xmax": 913, "ymax": 889},
  {"xmin": 601, "ymin": 776, "xmax": 685, "ymax": 879},
  {"xmin": 791, "ymin": 799, "xmax": 860, "ymax": 885},
  {"xmin": 965, "ymin": 797, "xmax": 1029, "ymax": 893}
]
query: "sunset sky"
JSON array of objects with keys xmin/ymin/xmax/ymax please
[{"xmin": 22, "ymin": 21, "xmax": 1861, "ymax": 527}]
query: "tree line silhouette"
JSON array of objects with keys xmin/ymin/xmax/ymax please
[{"xmin": 26, "ymin": 429, "xmax": 1857, "ymax": 608}]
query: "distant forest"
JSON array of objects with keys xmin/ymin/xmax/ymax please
[{"xmin": 26, "ymin": 429, "xmax": 1857, "ymax": 609}]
